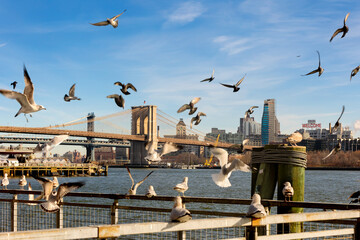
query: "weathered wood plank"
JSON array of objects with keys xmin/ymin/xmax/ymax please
[{"xmin": 257, "ymin": 228, "xmax": 354, "ymax": 240}]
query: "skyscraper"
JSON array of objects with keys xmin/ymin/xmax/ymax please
[{"xmin": 261, "ymin": 99, "xmax": 279, "ymax": 145}]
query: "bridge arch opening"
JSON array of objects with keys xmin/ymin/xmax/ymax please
[
  {"xmin": 136, "ymin": 117, "xmax": 141, "ymax": 135},
  {"xmin": 144, "ymin": 116, "xmax": 148, "ymax": 135}
]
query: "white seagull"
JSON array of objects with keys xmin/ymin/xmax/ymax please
[
  {"xmin": 64, "ymin": 84, "xmax": 81, "ymax": 102},
  {"xmin": 246, "ymin": 194, "xmax": 267, "ymax": 218},
  {"xmin": 27, "ymin": 182, "xmax": 37, "ymax": 206},
  {"xmin": 285, "ymin": 132, "xmax": 303, "ymax": 146},
  {"xmin": 282, "ymin": 182, "xmax": 294, "ymax": 202},
  {"xmin": 33, "ymin": 176, "xmax": 57, "ymax": 201},
  {"xmin": 1, "ymin": 173, "xmax": 9, "ymax": 189},
  {"xmin": 0, "ymin": 65, "xmax": 46, "ymax": 122},
  {"xmin": 126, "ymin": 167, "xmax": 154, "ymax": 195},
  {"xmin": 91, "ymin": 10, "xmax": 127, "ymax": 28},
  {"xmin": 170, "ymin": 196, "xmax": 192, "ymax": 223},
  {"xmin": 210, "ymin": 147, "xmax": 251, "ymax": 188},
  {"xmin": 145, "ymin": 185, "xmax": 157, "ymax": 198},
  {"xmin": 145, "ymin": 141, "xmax": 183, "ymax": 163},
  {"xmin": 173, "ymin": 177, "xmax": 188, "ymax": 196},
  {"xmin": 34, "ymin": 135, "xmax": 69, "ymax": 158},
  {"xmin": 40, "ymin": 181, "xmax": 85, "ymax": 212},
  {"xmin": 18, "ymin": 175, "xmax": 27, "ymax": 189}
]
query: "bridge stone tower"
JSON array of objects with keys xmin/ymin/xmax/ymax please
[
  {"xmin": 85, "ymin": 112, "xmax": 95, "ymax": 162},
  {"xmin": 131, "ymin": 105, "xmax": 157, "ymax": 165}
]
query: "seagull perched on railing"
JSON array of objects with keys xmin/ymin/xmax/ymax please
[
  {"xmin": 0, "ymin": 65, "xmax": 46, "ymax": 122},
  {"xmin": 145, "ymin": 185, "xmax": 157, "ymax": 198},
  {"xmin": 18, "ymin": 175, "xmax": 27, "ymax": 189},
  {"xmin": 1, "ymin": 173, "xmax": 9, "ymax": 189},
  {"xmin": 170, "ymin": 196, "xmax": 192, "ymax": 223},
  {"xmin": 126, "ymin": 167, "xmax": 154, "ymax": 195},
  {"xmin": 90, "ymin": 10, "xmax": 127, "ymax": 28},
  {"xmin": 33, "ymin": 135, "xmax": 69, "ymax": 158},
  {"xmin": 330, "ymin": 13, "xmax": 350, "ymax": 42},
  {"xmin": 177, "ymin": 97, "xmax": 201, "ymax": 115},
  {"xmin": 282, "ymin": 182, "xmax": 294, "ymax": 202},
  {"xmin": 247, "ymin": 194, "xmax": 267, "ymax": 218},
  {"xmin": 64, "ymin": 84, "xmax": 81, "ymax": 102},
  {"xmin": 210, "ymin": 147, "xmax": 251, "ymax": 188},
  {"xmin": 173, "ymin": 177, "xmax": 188, "ymax": 196}
]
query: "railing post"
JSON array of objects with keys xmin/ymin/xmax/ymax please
[
  {"xmin": 246, "ymin": 226, "xmax": 258, "ymax": 240},
  {"xmin": 11, "ymin": 194, "xmax": 18, "ymax": 232},
  {"xmin": 56, "ymin": 205, "xmax": 64, "ymax": 229},
  {"xmin": 111, "ymin": 199, "xmax": 118, "ymax": 225},
  {"xmin": 177, "ymin": 231, "xmax": 186, "ymax": 240},
  {"xmin": 355, "ymin": 217, "xmax": 360, "ymax": 240}
]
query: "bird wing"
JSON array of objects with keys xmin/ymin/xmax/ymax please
[
  {"xmin": 177, "ymin": 104, "xmax": 190, "ymax": 113},
  {"xmin": 247, "ymin": 203, "xmax": 266, "ymax": 217},
  {"xmin": 191, "ymin": 97, "xmax": 201, "ymax": 105},
  {"xmin": 316, "ymin": 51, "xmax": 321, "ymax": 67},
  {"xmin": 125, "ymin": 83, "xmax": 137, "ymax": 92},
  {"xmin": 0, "ymin": 89, "xmax": 31, "ymax": 108},
  {"xmin": 220, "ymin": 83, "xmax": 234, "ymax": 88},
  {"xmin": 46, "ymin": 135, "xmax": 69, "ymax": 152},
  {"xmin": 211, "ymin": 68, "xmax": 215, "ymax": 78},
  {"xmin": 348, "ymin": 190, "xmax": 360, "ymax": 199},
  {"xmin": 229, "ymin": 159, "xmax": 251, "ymax": 172},
  {"xmin": 336, "ymin": 105, "xmax": 345, "ymax": 123},
  {"xmin": 250, "ymin": 106, "xmax": 259, "ymax": 111},
  {"xmin": 91, "ymin": 21, "xmax": 109, "ymax": 26},
  {"xmin": 303, "ymin": 69, "xmax": 319, "ymax": 76},
  {"xmin": 198, "ymin": 112, "xmax": 206, "ymax": 117},
  {"xmin": 160, "ymin": 142, "xmax": 182, "ymax": 157},
  {"xmin": 322, "ymin": 148, "xmax": 336, "ymax": 161},
  {"xmin": 32, "ymin": 175, "xmax": 52, "ymax": 185},
  {"xmin": 344, "ymin": 12, "xmax": 350, "ymax": 25},
  {"xmin": 23, "ymin": 65, "xmax": 35, "ymax": 105},
  {"xmin": 235, "ymin": 74, "xmax": 246, "ymax": 87},
  {"xmin": 243, "ymin": 139, "xmax": 249, "ymax": 145},
  {"xmin": 200, "ymin": 78, "xmax": 211, "ymax": 82},
  {"xmin": 114, "ymin": 82, "xmax": 124, "ymax": 87},
  {"xmin": 68, "ymin": 84, "xmax": 76, "ymax": 97},
  {"xmin": 210, "ymin": 147, "xmax": 228, "ymax": 167},
  {"xmin": 330, "ymin": 28, "xmax": 342, "ymax": 42},
  {"xmin": 133, "ymin": 171, "xmax": 154, "ymax": 192},
  {"xmin": 112, "ymin": 9, "xmax": 127, "ymax": 19},
  {"xmin": 126, "ymin": 167, "xmax": 135, "ymax": 190},
  {"xmin": 56, "ymin": 182, "xmax": 85, "ymax": 201},
  {"xmin": 145, "ymin": 141, "xmax": 156, "ymax": 153}
]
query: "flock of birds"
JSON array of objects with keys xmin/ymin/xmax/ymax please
[{"xmin": 0, "ymin": 10, "xmax": 359, "ymax": 222}]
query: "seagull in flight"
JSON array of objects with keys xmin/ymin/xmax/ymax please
[
  {"xmin": 282, "ymin": 182, "xmax": 294, "ymax": 202},
  {"xmin": 303, "ymin": 51, "xmax": 324, "ymax": 77},
  {"xmin": 331, "ymin": 105, "xmax": 345, "ymax": 133},
  {"xmin": 220, "ymin": 74, "xmax": 246, "ymax": 92},
  {"xmin": 144, "ymin": 141, "xmax": 183, "ymax": 163},
  {"xmin": 190, "ymin": 112, "xmax": 206, "ymax": 129},
  {"xmin": 91, "ymin": 10, "xmax": 127, "ymax": 28},
  {"xmin": 200, "ymin": 69, "xmax": 215, "ymax": 82},
  {"xmin": 246, "ymin": 193, "xmax": 267, "ymax": 218},
  {"xmin": 64, "ymin": 84, "xmax": 81, "ymax": 102},
  {"xmin": 114, "ymin": 82, "xmax": 137, "ymax": 95},
  {"xmin": 210, "ymin": 147, "xmax": 251, "ymax": 188},
  {"xmin": 33, "ymin": 135, "xmax": 69, "ymax": 158},
  {"xmin": 244, "ymin": 106, "xmax": 258, "ymax": 120},
  {"xmin": 0, "ymin": 65, "xmax": 46, "ymax": 122},
  {"xmin": 330, "ymin": 13, "xmax": 350, "ymax": 42},
  {"xmin": 170, "ymin": 196, "xmax": 192, "ymax": 223},
  {"xmin": 10, "ymin": 81, "xmax": 17, "ymax": 89},
  {"xmin": 126, "ymin": 167, "xmax": 154, "ymax": 195},
  {"xmin": 322, "ymin": 141, "xmax": 341, "ymax": 161},
  {"xmin": 177, "ymin": 97, "xmax": 201, "ymax": 115},
  {"xmin": 107, "ymin": 94, "xmax": 125, "ymax": 109},
  {"xmin": 350, "ymin": 65, "xmax": 360, "ymax": 82}
]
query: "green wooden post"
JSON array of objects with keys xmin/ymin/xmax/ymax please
[
  {"xmin": 277, "ymin": 146, "xmax": 306, "ymax": 235},
  {"xmin": 250, "ymin": 147, "xmax": 264, "ymax": 196}
]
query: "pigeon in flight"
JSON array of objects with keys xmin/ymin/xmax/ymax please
[
  {"xmin": 229, "ymin": 139, "xmax": 250, "ymax": 154},
  {"xmin": 350, "ymin": 65, "xmax": 360, "ymax": 82},
  {"xmin": 220, "ymin": 74, "xmax": 246, "ymax": 92},
  {"xmin": 285, "ymin": 132, "xmax": 303, "ymax": 146},
  {"xmin": 331, "ymin": 105, "xmax": 345, "ymax": 133},
  {"xmin": 177, "ymin": 97, "xmax": 201, "ymax": 115},
  {"xmin": 244, "ymin": 106, "xmax": 258, "ymax": 120},
  {"xmin": 210, "ymin": 147, "xmax": 251, "ymax": 188},
  {"xmin": 330, "ymin": 13, "xmax": 350, "ymax": 42},
  {"xmin": 126, "ymin": 167, "xmax": 154, "ymax": 195},
  {"xmin": 246, "ymin": 193, "xmax": 267, "ymax": 218},
  {"xmin": 33, "ymin": 135, "xmax": 69, "ymax": 158},
  {"xmin": 10, "ymin": 81, "xmax": 17, "ymax": 89},
  {"xmin": 90, "ymin": 9, "xmax": 127, "ymax": 28},
  {"xmin": 302, "ymin": 51, "xmax": 324, "ymax": 77},
  {"xmin": 190, "ymin": 112, "xmax": 206, "ymax": 129},
  {"xmin": 170, "ymin": 196, "xmax": 192, "ymax": 223},
  {"xmin": 322, "ymin": 141, "xmax": 341, "ymax": 161},
  {"xmin": 64, "ymin": 84, "xmax": 81, "ymax": 102},
  {"xmin": 200, "ymin": 69, "xmax": 215, "ymax": 82},
  {"xmin": 173, "ymin": 177, "xmax": 188, "ymax": 196},
  {"xmin": 107, "ymin": 94, "xmax": 125, "ymax": 109},
  {"xmin": 145, "ymin": 141, "xmax": 183, "ymax": 163},
  {"xmin": 282, "ymin": 182, "xmax": 294, "ymax": 202},
  {"xmin": 145, "ymin": 185, "xmax": 157, "ymax": 198},
  {"xmin": 114, "ymin": 82, "xmax": 137, "ymax": 95},
  {"xmin": 0, "ymin": 65, "xmax": 46, "ymax": 122}
]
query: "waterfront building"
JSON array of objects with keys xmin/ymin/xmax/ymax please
[
  {"xmin": 261, "ymin": 99, "xmax": 280, "ymax": 145},
  {"xmin": 95, "ymin": 147, "xmax": 115, "ymax": 161},
  {"xmin": 238, "ymin": 117, "xmax": 261, "ymax": 136}
]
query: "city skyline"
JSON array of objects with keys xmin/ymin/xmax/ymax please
[{"xmin": 0, "ymin": 0, "xmax": 359, "ymax": 142}]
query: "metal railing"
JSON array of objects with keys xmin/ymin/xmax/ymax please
[{"xmin": 0, "ymin": 189, "xmax": 359, "ymax": 239}]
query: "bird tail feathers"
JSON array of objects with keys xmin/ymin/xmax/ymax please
[{"xmin": 40, "ymin": 201, "xmax": 60, "ymax": 213}]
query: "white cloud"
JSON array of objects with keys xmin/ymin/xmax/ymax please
[
  {"xmin": 166, "ymin": 1, "xmax": 205, "ymax": 25},
  {"xmin": 0, "ymin": 43, "xmax": 6, "ymax": 48},
  {"xmin": 213, "ymin": 36, "xmax": 253, "ymax": 55}
]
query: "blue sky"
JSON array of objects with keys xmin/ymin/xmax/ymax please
[{"xmin": 1, "ymin": 0, "xmax": 360, "ymax": 143}]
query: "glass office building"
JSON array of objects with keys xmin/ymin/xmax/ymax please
[{"xmin": 261, "ymin": 99, "xmax": 279, "ymax": 145}]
